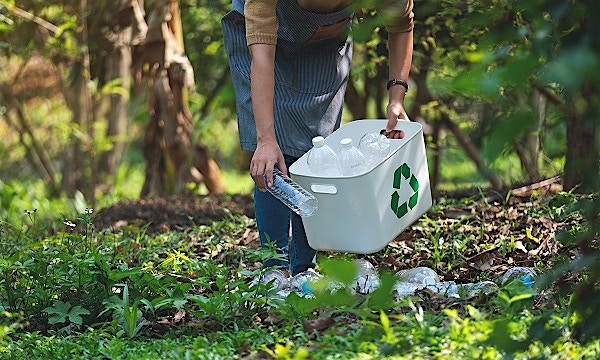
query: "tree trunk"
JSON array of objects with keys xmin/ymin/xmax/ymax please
[
  {"xmin": 564, "ymin": 83, "xmax": 599, "ymax": 193},
  {"xmin": 191, "ymin": 143, "xmax": 226, "ymax": 194},
  {"xmin": 61, "ymin": 61, "xmax": 94, "ymax": 200},
  {"xmin": 96, "ymin": 2, "xmax": 138, "ymax": 178},
  {"xmin": 135, "ymin": 0, "xmax": 223, "ymax": 197}
]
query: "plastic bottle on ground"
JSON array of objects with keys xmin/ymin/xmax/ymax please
[
  {"xmin": 460, "ymin": 281, "xmax": 499, "ymax": 297},
  {"xmin": 358, "ymin": 132, "xmax": 390, "ymax": 168},
  {"xmin": 501, "ymin": 267, "xmax": 537, "ymax": 287},
  {"xmin": 258, "ymin": 268, "xmax": 290, "ymax": 290},
  {"xmin": 394, "ymin": 282, "xmax": 423, "ymax": 298},
  {"xmin": 289, "ymin": 268, "xmax": 322, "ymax": 293},
  {"xmin": 395, "ymin": 267, "xmax": 440, "ymax": 286},
  {"xmin": 394, "ymin": 267, "xmax": 441, "ymax": 298},
  {"xmin": 267, "ymin": 168, "xmax": 318, "ymax": 217},
  {"xmin": 307, "ymin": 136, "xmax": 339, "ymax": 176},
  {"xmin": 428, "ymin": 281, "xmax": 461, "ymax": 298},
  {"xmin": 336, "ymin": 138, "xmax": 366, "ymax": 176},
  {"xmin": 353, "ymin": 259, "xmax": 380, "ymax": 294},
  {"xmin": 393, "ymin": 267, "xmax": 499, "ymax": 299}
]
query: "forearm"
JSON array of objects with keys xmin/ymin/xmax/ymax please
[
  {"xmin": 249, "ymin": 43, "xmax": 277, "ymax": 144},
  {"xmin": 387, "ymin": 30, "xmax": 413, "ymax": 106}
]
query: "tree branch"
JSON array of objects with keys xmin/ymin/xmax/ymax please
[{"xmin": 0, "ymin": 1, "xmax": 62, "ymax": 35}]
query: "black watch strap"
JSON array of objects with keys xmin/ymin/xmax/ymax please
[{"xmin": 386, "ymin": 79, "xmax": 409, "ymax": 93}]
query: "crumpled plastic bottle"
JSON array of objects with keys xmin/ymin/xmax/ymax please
[
  {"xmin": 395, "ymin": 267, "xmax": 441, "ymax": 286},
  {"xmin": 393, "ymin": 267, "xmax": 500, "ymax": 299},
  {"xmin": 353, "ymin": 259, "xmax": 381, "ymax": 294},
  {"xmin": 460, "ymin": 280, "xmax": 499, "ymax": 297},
  {"xmin": 257, "ymin": 268, "xmax": 290, "ymax": 290},
  {"xmin": 289, "ymin": 269, "xmax": 322, "ymax": 294},
  {"xmin": 267, "ymin": 168, "xmax": 318, "ymax": 217},
  {"xmin": 358, "ymin": 132, "xmax": 390, "ymax": 168},
  {"xmin": 501, "ymin": 266, "xmax": 537, "ymax": 287}
]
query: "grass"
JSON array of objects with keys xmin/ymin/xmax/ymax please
[{"xmin": 1, "ymin": 188, "xmax": 599, "ymax": 359}]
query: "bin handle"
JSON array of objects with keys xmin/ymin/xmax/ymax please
[
  {"xmin": 310, "ymin": 183, "xmax": 338, "ymax": 195},
  {"xmin": 379, "ymin": 121, "xmax": 411, "ymax": 139}
]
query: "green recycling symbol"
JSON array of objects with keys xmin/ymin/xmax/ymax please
[{"xmin": 391, "ymin": 163, "xmax": 419, "ymax": 218}]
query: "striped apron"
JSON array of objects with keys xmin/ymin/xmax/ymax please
[{"xmin": 222, "ymin": 0, "xmax": 354, "ymax": 158}]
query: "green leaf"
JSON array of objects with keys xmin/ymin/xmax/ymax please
[
  {"xmin": 486, "ymin": 318, "xmax": 529, "ymax": 354},
  {"xmin": 320, "ymin": 258, "xmax": 356, "ymax": 285},
  {"xmin": 482, "ymin": 108, "xmax": 534, "ymax": 164},
  {"xmin": 43, "ymin": 300, "xmax": 72, "ymax": 325},
  {"xmin": 66, "ymin": 306, "xmax": 90, "ymax": 326},
  {"xmin": 43, "ymin": 300, "xmax": 89, "ymax": 326},
  {"xmin": 542, "ymin": 45, "xmax": 600, "ymax": 93}
]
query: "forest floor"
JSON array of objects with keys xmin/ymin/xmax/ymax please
[{"xmin": 92, "ymin": 178, "xmax": 572, "ymax": 283}]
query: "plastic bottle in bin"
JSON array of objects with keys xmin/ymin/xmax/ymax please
[
  {"xmin": 307, "ymin": 136, "xmax": 339, "ymax": 176},
  {"xmin": 267, "ymin": 168, "xmax": 318, "ymax": 217},
  {"xmin": 359, "ymin": 132, "xmax": 390, "ymax": 167},
  {"xmin": 336, "ymin": 138, "xmax": 366, "ymax": 176}
]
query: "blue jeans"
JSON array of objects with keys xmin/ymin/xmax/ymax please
[{"xmin": 254, "ymin": 155, "xmax": 316, "ymax": 276}]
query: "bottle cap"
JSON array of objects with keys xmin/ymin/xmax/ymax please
[
  {"xmin": 340, "ymin": 138, "xmax": 353, "ymax": 147},
  {"xmin": 312, "ymin": 136, "xmax": 325, "ymax": 146}
]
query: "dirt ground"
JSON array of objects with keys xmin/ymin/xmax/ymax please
[
  {"xmin": 92, "ymin": 180, "xmax": 572, "ymax": 283},
  {"xmin": 93, "ymin": 193, "xmax": 256, "ymax": 235}
]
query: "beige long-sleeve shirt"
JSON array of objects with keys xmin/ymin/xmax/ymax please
[{"xmin": 245, "ymin": 0, "xmax": 414, "ymax": 45}]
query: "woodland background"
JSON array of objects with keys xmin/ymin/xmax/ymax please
[{"xmin": 0, "ymin": 0, "xmax": 597, "ymax": 207}]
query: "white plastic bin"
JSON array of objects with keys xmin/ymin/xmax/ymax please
[{"xmin": 289, "ymin": 119, "xmax": 432, "ymax": 254}]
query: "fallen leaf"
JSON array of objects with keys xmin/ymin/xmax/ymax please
[
  {"xmin": 303, "ymin": 316, "xmax": 335, "ymax": 335},
  {"xmin": 514, "ymin": 240, "xmax": 528, "ymax": 253}
]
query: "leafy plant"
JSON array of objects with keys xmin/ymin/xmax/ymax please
[
  {"xmin": 43, "ymin": 300, "xmax": 90, "ymax": 327},
  {"xmin": 100, "ymin": 284, "xmax": 145, "ymax": 339}
]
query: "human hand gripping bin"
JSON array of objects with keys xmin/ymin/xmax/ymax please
[{"xmin": 289, "ymin": 119, "xmax": 432, "ymax": 254}]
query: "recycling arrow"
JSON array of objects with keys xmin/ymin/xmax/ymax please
[{"xmin": 390, "ymin": 163, "xmax": 419, "ymax": 219}]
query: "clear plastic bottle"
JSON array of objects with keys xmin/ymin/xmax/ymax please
[
  {"xmin": 460, "ymin": 281, "xmax": 499, "ymax": 296},
  {"xmin": 336, "ymin": 138, "xmax": 366, "ymax": 176},
  {"xmin": 395, "ymin": 267, "xmax": 440, "ymax": 286},
  {"xmin": 429, "ymin": 281, "xmax": 461, "ymax": 298},
  {"xmin": 257, "ymin": 268, "xmax": 290, "ymax": 290},
  {"xmin": 394, "ymin": 280, "xmax": 460, "ymax": 298},
  {"xmin": 358, "ymin": 132, "xmax": 390, "ymax": 168},
  {"xmin": 501, "ymin": 267, "xmax": 537, "ymax": 287},
  {"xmin": 353, "ymin": 259, "xmax": 380, "ymax": 294},
  {"xmin": 267, "ymin": 168, "xmax": 318, "ymax": 217},
  {"xmin": 307, "ymin": 136, "xmax": 339, "ymax": 176},
  {"xmin": 289, "ymin": 268, "xmax": 322, "ymax": 294},
  {"xmin": 394, "ymin": 274, "xmax": 500, "ymax": 299}
]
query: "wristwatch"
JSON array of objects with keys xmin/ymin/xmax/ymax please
[{"xmin": 386, "ymin": 79, "xmax": 409, "ymax": 94}]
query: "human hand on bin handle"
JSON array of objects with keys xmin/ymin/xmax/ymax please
[{"xmin": 384, "ymin": 102, "xmax": 408, "ymax": 139}]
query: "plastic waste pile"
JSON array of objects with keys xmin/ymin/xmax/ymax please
[
  {"xmin": 393, "ymin": 264, "xmax": 537, "ymax": 299},
  {"xmin": 257, "ymin": 261, "xmax": 538, "ymax": 300}
]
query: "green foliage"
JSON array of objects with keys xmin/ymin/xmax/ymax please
[
  {"xmin": 0, "ymin": 197, "xmax": 598, "ymax": 358},
  {"xmin": 43, "ymin": 300, "xmax": 90, "ymax": 327},
  {"xmin": 100, "ymin": 284, "xmax": 145, "ymax": 339}
]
